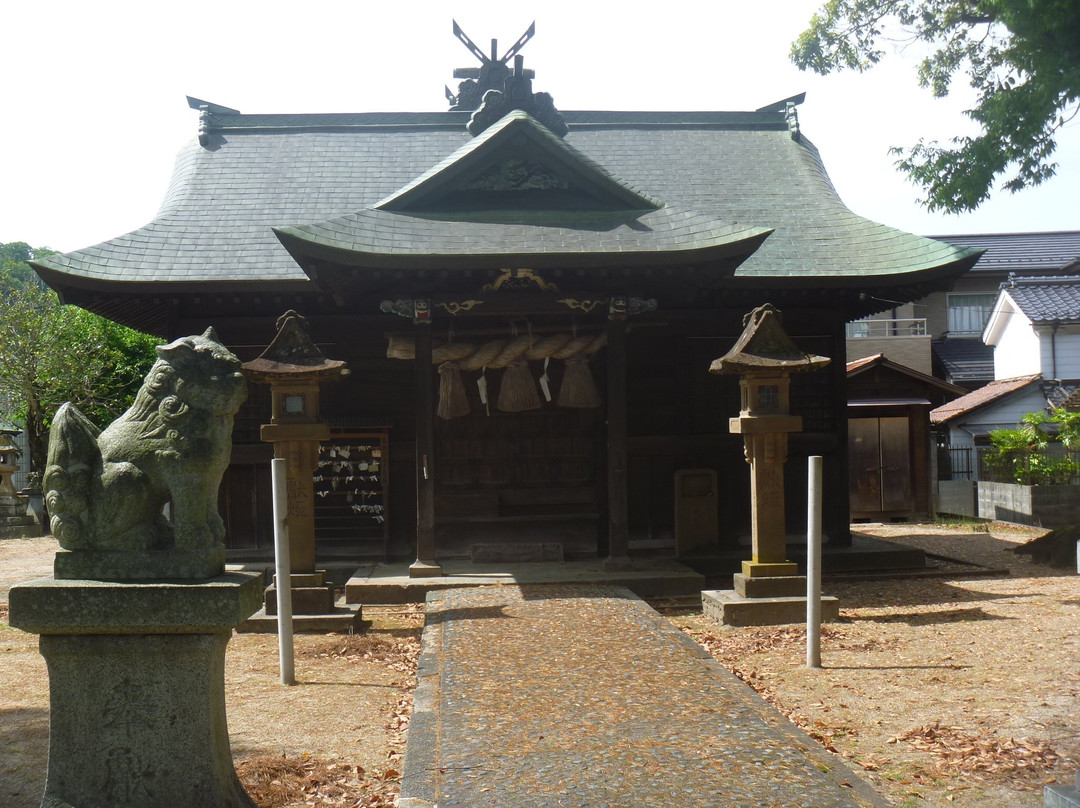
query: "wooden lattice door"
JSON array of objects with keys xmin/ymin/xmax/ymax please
[{"xmin": 850, "ymin": 416, "xmax": 912, "ymax": 517}]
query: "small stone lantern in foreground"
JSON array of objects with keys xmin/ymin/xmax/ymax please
[
  {"xmin": 0, "ymin": 429, "xmax": 26, "ymax": 516},
  {"xmin": 243, "ymin": 311, "xmax": 348, "ymax": 616},
  {"xmin": 703, "ymin": 304, "xmax": 839, "ymax": 626},
  {"xmin": 0, "ymin": 428, "xmax": 40, "ymax": 539}
]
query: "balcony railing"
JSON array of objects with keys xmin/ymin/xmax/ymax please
[{"xmin": 846, "ymin": 317, "xmax": 927, "ymax": 339}]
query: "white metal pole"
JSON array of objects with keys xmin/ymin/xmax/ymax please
[
  {"xmin": 806, "ymin": 455, "xmax": 823, "ymax": 669},
  {"xmin": 271, "ymin": 458, "xmax": 296, "ymax": 685}
]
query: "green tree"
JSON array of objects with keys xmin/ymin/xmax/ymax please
[
  {"xmin": 0, "ymin": 243, "xmax": 160, "ymax": 477},
  {"xmin": 791, "ymin": 0, "xmax": 1080, "ymax": 212},
  {"xmin": 986, "ymin": 409, "xmax": 1080, "ymax": 484}
]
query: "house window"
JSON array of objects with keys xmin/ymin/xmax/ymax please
[{"xmin": 947, "ymin": 293, "xmax": 997, "ymax": 336}]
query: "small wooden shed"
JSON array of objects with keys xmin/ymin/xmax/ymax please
[{"xmin": 847, "ymin": 354, "xmax": 965, "ymax": 521}]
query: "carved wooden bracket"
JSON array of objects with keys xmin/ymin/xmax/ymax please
[
  {"xmin": 482, "ymin": 268, "xmax": 559, "ymax": 293},
  {"xmin": 379, "ymin": 298, "xmax": 432, "ymax": 324}
]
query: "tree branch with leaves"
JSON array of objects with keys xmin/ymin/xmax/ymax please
[
  {"xmin": 0, "ymin": 243, "xmax": 160, "ymax": 476},
  {"xmin": 792, "ymin": 0, "xmax": 1080, "ymax": 212}
]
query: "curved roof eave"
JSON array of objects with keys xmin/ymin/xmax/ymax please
[
  {"xmin": 273, "ymin": 222, "xmax": 774, "ymax": 273},
  {"xmin": 28, "ymin": 107, "xmax": 986, "ymax": 299}
]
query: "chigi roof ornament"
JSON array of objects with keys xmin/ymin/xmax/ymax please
[
  {"xmin": 445, "ymin": 20, "xmax": 569, "ymax": 139},
  {"xmin": 446, "ymin": 20, "xmax": 535, "ymax": 111}
]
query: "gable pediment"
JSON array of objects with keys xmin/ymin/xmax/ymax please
[{"xmin": 375, "ymin": 110, "xmax": 662, "ymax": 213}]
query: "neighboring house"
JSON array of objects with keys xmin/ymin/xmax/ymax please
[
  {"xmin": 983, "ymin": 274, "xmax": 1080, "ymax": 395},
  {"xmin": 847, "ymin": 354, "xmax": 965, "ymax": 520},
  {"xmin": 929, "ymin": 274, "xmax": 1080, "ymax": 483},
  {"xmin": 847, "ymin": 231, "xmax": 1080, "ymax": 390},
  {"xmin": 931, "ymin": 374, "xmax": 1044, "ymax": 454}
]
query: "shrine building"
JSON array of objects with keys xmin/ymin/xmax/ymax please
[{"xmin": 31, "ymin": 26, "xmax": 980, "ymax": 572}]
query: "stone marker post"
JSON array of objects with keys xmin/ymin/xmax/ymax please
[{"xmin": 9, "ymin": 328, "xmax": 262, "ymax": 808}]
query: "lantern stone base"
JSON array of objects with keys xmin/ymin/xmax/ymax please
[
  {"xmin": 238, "ymin": 603, "xmax": 365, "ymax": 634},
  {"xmin": 733, "ymin": 572, "xmax": 807, "ymax": 598},
  {"xmin": 7, "ymin": 573, "xmax": 262, "ymax": 808},
  {"xmin": 741, "ymin": 560, "xmax": 799, "ymax": 578},
  {"xmin": 702, "ymin": 588, "xmax": 839, "ymax": 628},
  {"xmin": 264, "ymin": 571, "xmax": 335, "ymax": 615}
]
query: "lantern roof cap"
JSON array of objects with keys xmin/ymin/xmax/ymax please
[
  {"xmin": 242, "ymin": 310, "xmax": 348, "ymax": 380},
  {"xmin": 710, "ymin": 304, "xmax": 830, "ymax": 375}
]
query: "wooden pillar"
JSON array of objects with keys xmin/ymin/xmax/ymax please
[
  {"xmin": 604, "ymin": 314, "xmax": 632, "ymax": 571},
  {"xmin": 830, "ymin": 308, "xmax": 853, "ymax": 546},
  {"xmin": 411, "ymin": 315, "xmax": 442, "ymax": 577}
]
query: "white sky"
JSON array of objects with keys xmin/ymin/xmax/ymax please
[{"xmin": 2, "ymin": 0, "xmax": 1077, "ymax": 254}]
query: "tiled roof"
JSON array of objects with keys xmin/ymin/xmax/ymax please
[
  {"xmin": 1002, "ymin": 275, "xmax": 1080, "ymax": 324},
  {"xmin": 933, "ymin": 231, "xmax": 1080, "ymax": 275},
  {"xmin": 276, "ymin": 206, "xmax": 770, "ymax": 267},
  {"xmin": 846, "ymin": 353, "xmax": 965, "ymax": 395},
  {"xmin": 373, "ymin": 110, "xmax": 663, "ymax": 212},
  {"xmin": 930, "ymin": 374, "xmax": 1041, "ymax": 425},
  {"xmin": 932, "ymin": 339, "xmax": 995, "ymax": 384},
  {"xmin": 34, "ymin": 104, "xmax": 979, "ymax": 294},
  {"xmin": 276, "ymin": 111, "xmax": 771, "ymax": 267},
  {"xmin": 1046, "ymin": 381, "xmax": 1080, "ymax": 409}
]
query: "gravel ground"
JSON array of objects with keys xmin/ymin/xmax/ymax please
[
  {"xmin": 4, "ymin": 523, "xmax": 1079, "ymax": 808},
  {"xmin": 670, "ymin": 522, "xmax": 1080, "ymax": 808},
  {"xmin": 0, "ymin": 536, "xmax": 418, "ymax": 808}
]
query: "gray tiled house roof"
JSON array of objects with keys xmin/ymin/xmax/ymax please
[
  {"xmin": 33, "ymin": 102, "xmax": 980, "ymax": 302},
  {"xmin": 932, "ymin": 339, "xmax": 995, "ymax": 385},
  {"xmin": 1003, "ymin": 275, "xmax": 1080, "ymax": 324},
  {"xmin": 934, "ymin": 231, "xmax": 1080, "ymax": 275}
]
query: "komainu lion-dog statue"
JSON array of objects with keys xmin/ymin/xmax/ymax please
[{"xmin": 44, "ymin": 328, "xmax": 247, "ymax": 560}]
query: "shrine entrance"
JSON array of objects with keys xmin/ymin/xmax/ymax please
[
  {"xmin": 386, "ymin": 318, "xmax": 613, "ymax": 561},
  {"xmin": 434, "ymin": 407, "xmax": 603, "ymax": 558}
]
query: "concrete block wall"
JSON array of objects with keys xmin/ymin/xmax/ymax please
[
  {"xmin": 938, "ymin": 480, "xmax": 977, "ymax": 518},
  {"xmin": 846, "ymin": 336, "xmax": 932, "ymax": 375},
  {"xmin": 975, "ymin": 482, "xmax": 1080, "ymax": 528}
]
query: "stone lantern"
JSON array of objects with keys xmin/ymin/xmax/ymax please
[
  {"xmin": 243, "ymin": 311, "xmax": 348, "ymax": 616},
  {"xmin": 0, "ymin": 427, "xmax": 38, "ymax": 538},
  {"xmin": 0, "ymin": 429, "xmax": 26, "ymax": 518},
  {"xmin": 703, "ymin": 304, "xmax": 838, "ymax": 625}
]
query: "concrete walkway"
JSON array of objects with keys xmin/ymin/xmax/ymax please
[{"xmin": 401, "ymin": 584, "xmax": 889, "ymax": 808}]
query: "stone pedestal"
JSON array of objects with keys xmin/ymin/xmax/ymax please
[
  {"xmin": 264, "ymin": 571, "xmax": 335, "ymax": 615},
  {"xmin": 702, "ymin": 588, "xmax": 840, "ymax": 627},
  {"xmin": 8, "ymin": 573, "xmax": 262, "ymax": 808},
  {"xmin": 1047, "ymin": 776, "xmax": 1080, "ymax": 807}
]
